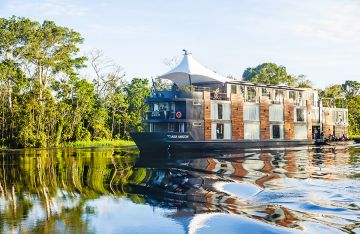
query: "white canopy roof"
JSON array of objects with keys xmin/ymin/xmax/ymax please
[{"xmin": 158, "ymin": 51, "xmax": 229, "ymax": 87}]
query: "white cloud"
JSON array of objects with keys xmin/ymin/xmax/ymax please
[{"xmin": 290, "ymin": 1, "xmax": 360, "ymax": 41}]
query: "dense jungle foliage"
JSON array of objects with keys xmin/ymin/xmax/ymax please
[{"xmin": 0, "ymin": 17, "xmax": 150, "ymax": 148}]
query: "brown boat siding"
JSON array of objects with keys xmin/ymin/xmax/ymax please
[
  {"xmin": 230, "ymin": 93, "xmax": 244, "ymax": 140},
  {"xmin": 284, "ymin": 99, "xmax": 295, "ymax": 140},
  {"xmin": 260, "ymin": 96, "xmax": 270, "ymax": 140},
  {"xmin": 204, "ymin": 91, "xmax": 212, "ymax": 141}
]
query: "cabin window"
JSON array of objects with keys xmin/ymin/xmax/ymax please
[
  {"xmin": 218, "ymin": 104, "xmax": 223, "ymax": 119},
  {"xmin": 168, "ymin": 123, "xmax": 175, "ymax": 132},
  {"xmin": 295, "ymin": 92, "xmax": 303, "ymax": 106},
  {"xmin": 312, "ymin": 109, "xmax": 320, "ymax": 123},
  {"xmin": 295, "ymin": 125, "xmax": 307, "ymax": 139},
  {"xmin": 151, "ymin": 123, "xmax": 168, "ymax": 132},
  {"xmin": 170, "ymin": 102, "xmax": 175, "ymax": 111},
  {"xmin": 289, "ymin": 91, "xmax": 296, "ymax": 100},
  {"xmin": 231, "ymin": 85, "xmax": 237, "ymax": 94},
  {"xmin": 246, "ymin": 87, "xmax": 257, "ymax": 102},
  {"xmin": 239, "ymin": 86, "xmax": 245, "ymax": 95},
  {"xmin": 296, "ymin": 108, "xmax": 306, "ymax": 122},
  {"xmin": 153, "ymin": 103, "xmax": 159, "ymax": 111},
  {"xmin": 269, "ymin": 105, "xmax": 284, "ymax": 122},
  {"xmin": 274, "ymin": 90, "xmax": 284, "ymax": 104},
  {"xmin": 244, "ymin": 123, "xmax": 260, "ymax": 139},
  {"xmin": 244, "ymin": 104, "xmax": 260, "ymax": 121},
  {"xmin": 262, "ymin": 88, "xmax": 270, "ymax": 98},
  {"xmin": 335, "ymin": 110, "xmax": 345, "ymax": 124},
  {"xmin": 216, "ymin": 123, "xmax": 224, "ymax": 139},
  {"xmin": 271, "ymin": 124, "xmax": 283, "ymax": 139},
  {"xmin": 211, "ymin": 101, "xmax": 231, "ymax": 120},
  {"xmin": 179, "ymin": 123, "xmax": 185, "ymax": 132}
]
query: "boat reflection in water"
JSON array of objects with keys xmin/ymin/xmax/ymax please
[{"xmin": 0, "ymin": 146, "xmax": 359, "ymax": 233}]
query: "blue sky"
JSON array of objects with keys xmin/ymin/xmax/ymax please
[{"xmin": 1, "ymin": 0, "xmax": 359, "ymax": 88}]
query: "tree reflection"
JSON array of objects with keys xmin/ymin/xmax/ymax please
[{"xmin": 0, "ymin": 146, "xmax": 359, "ymax": 233}]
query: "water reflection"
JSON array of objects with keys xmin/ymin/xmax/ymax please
[{"xmin": 0, "ymin": 145, "xmax": 359, "ymax": 233}]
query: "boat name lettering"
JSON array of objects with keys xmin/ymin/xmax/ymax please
[{"xmin": 167, "ymin": 134, "xmax": 189, "ymax": 139}]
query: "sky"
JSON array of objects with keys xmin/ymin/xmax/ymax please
[{"xmin": 0, "ymin": 0, "xmax": 359, "ymax": 88}]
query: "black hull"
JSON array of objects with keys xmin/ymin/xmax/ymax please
[{"xmin": 130, "ymin": 132, "xmax": 315, "ymax": 153}]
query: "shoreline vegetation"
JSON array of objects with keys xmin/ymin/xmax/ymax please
[
  {"xmin": 1, "ymin": 16, "xmax": 359, "ymax": 149},
  {"xmin": 0, "ymin": 139, "xmax": 135, "ymax": 150}
]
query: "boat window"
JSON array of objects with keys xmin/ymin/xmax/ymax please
[
  {"xmin": 274, "ymin": 90, "xmax": 284, "ymax": 104},
  {"xmin": 262, "ymin": 88, "xmax": 270, "ymax": 98},
  {"xmin": 179, "ymin": 123, "xmax": 185, "ymax": 132},
  {"xmin": 269, "ymin": 105, "xmax": 284, "ymax": 122},
  {"xmin": 295, "ymin": 92, "xmax": 303, "ymax": 106},
  {"xmin": 231, "ymin": 85, "xmax": 237, "ymax": 94},
  {"xmin": 218, "ymin": 104, "xmax": 223, "ymax": 120},
  {"xmin": 289, "ymin": 91, "xmax": 296, "ymax": 100},
  {"xmin": 246, "ymin": 87, "xmax": 257, "ymax": 102},
  {"xmin": 153, "ymin": 103, "xmax": 159, "ymax": 111},
  {"xmin": 239, "ymin": 86, "xmax": 245, "ymax": 95},
  {"xmin": 243, "ymin": 104, "xmax": 260, "ymax": 121},
  {"xmin": 159, "ymin": 103, "xmax": 169, "ymax": 111},
  {"xmin": 170, "ymin": 102, "xmax": 175, "ymax": 111},
  {"xmin": 244, "ymin": 123, "xmax": 260, "ymax": 139},
  {"xmin": 296, "ymin": 108, "xmax": 306, "ymax": 122},
  {"xmin": 168, "ymin": 123, "xmax": 175, "ymax": 132},
  {"xmin": 271, "ymin": 125, "xmax": 282, "ymax": 139},
  {"xmin": 216, "ymin": 123, "xmax": 224, "ymax": 139}
]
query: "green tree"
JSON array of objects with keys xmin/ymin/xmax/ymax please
[
  {"xmin": 125, "ymin": 78, "xmax": 150, "ymax": 134},
  {"xmin": 242, "ymin": 63, "xmax": 297, "ymax": 86}
]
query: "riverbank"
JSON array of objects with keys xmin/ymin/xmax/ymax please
[
  {"xmin": 0, "ymin": 139, "xmax": 135, "ymax": 150},
  {"xmin": 60, "ymin": 139, "xmax": 135, "ymax": 148}
]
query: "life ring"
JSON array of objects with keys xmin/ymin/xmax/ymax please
[{"xmin": 175, "ymin": 111, "xmax": 182, "ymax": 119}]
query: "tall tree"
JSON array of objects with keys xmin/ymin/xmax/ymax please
[{"xmin": 242, "ymin": 63, "xmax": 297, "ymax": 86}]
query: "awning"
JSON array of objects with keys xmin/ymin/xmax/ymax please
[{"xmin": 157, "ymin": 50, "xmax": 229, "ymax": 86}]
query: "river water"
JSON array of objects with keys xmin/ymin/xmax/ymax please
[{"xmin": 0, "ymin": 145, "xmax": 359, "ymax": 233}]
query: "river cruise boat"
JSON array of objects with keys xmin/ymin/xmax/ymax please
[{"xmin": 130, "ymin": 51, "xmax": 349, "ymax": 153}]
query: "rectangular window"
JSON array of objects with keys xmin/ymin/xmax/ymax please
[
  {"xmin": 269, "ymin": 105, "xmax": 284, "ymax": 122},
  {"xmin": 170, "ymin": 102, "xmax": 175, "ymax": 111},
  {"xmin": 193, "ymin": 101, "xmax": 201, "ymax": 106},
  {"xmin": 289, "ymin": 91, "xmax": 295, "ymax": 100},
  {"xmin": 244, "ymin": 123, "xmax": 260, "ymax": 139},
  {"xmin": 262, "ymin": 88, "xmax": 270, "ymax": 97},
  {"xmin": 168, "ymin": 123, "xmax": 175, "ymax": 132},
  {"xmin": 272, "ymin": 125, "xmax": 281, "ymax": 139},
  {"xmin": 216, "ymin": 123, "xmax": 224, "ymax": 139},
  {"xmin": 296, "ymin": 108, "xmax": 306, "ymax": 122},
  {"xmin": 243, "ymin": 104, "xmax": 260, "ymax": 121},
  {"xmin": 274, "ymin": 90, "xmax": 284, "ymax": 104},
  {"xmin": 231, "ymin": 85, "xmax": 237, "ymax": 94},
  {"xmin": 218, "ymin": 103, "xmax": 223, "ymax": 120},
  {"xmin": 179, "ymin": 123, "xmax": 185, "ymax": 132},
  {"xmin": 295, "ymin": 125, "xmax": 307, "ymax": 139},
  {"xmin": 153, "ymin": 103, "xmax": 159, "ymax": 111},
  {"xmin": 246, "ymin": 87, "xmax": 257, "ymax": 102}
]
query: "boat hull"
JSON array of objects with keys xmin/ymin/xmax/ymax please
[{"xmin": 130, "ymin": 132, "xmax": 315, "ymax": 153}]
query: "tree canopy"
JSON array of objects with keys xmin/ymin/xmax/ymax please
[
  {"xmin": 242, "ymin": 63, "xmax": 312, "ymax": 88},
  {"xmin": 0, "ymin": 16, "xmax": 150, "ymax": 148}
]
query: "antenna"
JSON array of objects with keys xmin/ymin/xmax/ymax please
[{"xmin": 182, "ymin": 49, "xmax": 188, "ymax": 55}]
